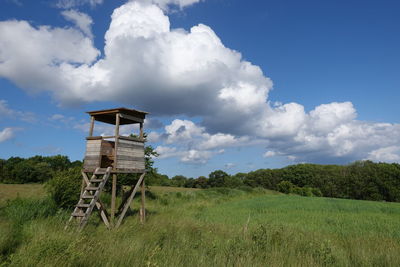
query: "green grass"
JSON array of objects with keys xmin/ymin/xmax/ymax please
[
  {"xmin": 0, "ymin": 185, "xmax": 400, "ymax": 266},
  {"xmin": 0, "ymin": 184, "xmax": 45, "ymax": 206}
]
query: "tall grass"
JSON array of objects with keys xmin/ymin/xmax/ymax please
[{"xmin": 1, "ymin": 187, "xmax": 399, "ymax": 266}]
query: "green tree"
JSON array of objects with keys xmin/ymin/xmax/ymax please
[
  {"xmin": 208, "ymin": 170, "xmax": 229, "ymax": 187},
  {"xmin": 194, "ymin": 176, "xmax": 208, "ymax": 188},
  {"xmin": 171, "ymin": 175, "xmax": 187, "ymax": 187}
]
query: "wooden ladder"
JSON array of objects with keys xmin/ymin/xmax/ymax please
[{"xmin": 65, "ymin": 167, "xmax": 112, "ymax": 230}]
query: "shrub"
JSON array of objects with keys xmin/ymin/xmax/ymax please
[
  {"xmin": 46, "ymin": 167, "xmax": 81, "ymax": 209},
  {"xmin": 290, "ymin": 186, "xmax": 304, "ymax": 196},
  {"xmin": 301, "ymin": 187, "xmax": 314, "ymax": 197},
  {"xmin": 277, "ymin": 181, "xmax": 294, "ymax": 194},
  {"xmin": 311, "ymin": 187, "xmax": 323, "ymax": 197}
]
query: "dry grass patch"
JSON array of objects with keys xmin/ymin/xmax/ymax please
[{"xmin": 0, "ymin": 184, "xmax": 46, "ymax": 205}]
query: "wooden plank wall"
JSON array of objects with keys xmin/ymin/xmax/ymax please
[
  {"xmin": 116, "ymin": 138, "xmax": 145, "ymax": 170},
  {"xmin": 83, "ymin": 139, "xmax": 102, "ymax": 169}
]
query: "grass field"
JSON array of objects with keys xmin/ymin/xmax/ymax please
[
  {"xmin": 0, "ymin": 184, "xmax": 45, "ymax": 205},
  {"xmin": 0, "ymin": 184, "xmax": 399, "ymax": 266}
]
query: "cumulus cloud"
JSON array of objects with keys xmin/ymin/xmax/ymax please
[
  {"xmin": 0, "ymin": 20, "xmax": 99, "ymax": 101},
  {"xmin": 0, "ymin": 1, "xmax": 399, "ymax": 164},
  {"xmin": 62, "ymin": 9, "xmax": 93, "ymax": 38},
  {"xmin": 0, "ymin": 128, "xmax": 16, "ymax": 142},
  {"xmin": 152, "ymin": 119, "xmax": 249, "ymax": 163}
]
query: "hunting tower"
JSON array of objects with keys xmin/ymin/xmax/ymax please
[{"xmin": 66, "ymin": 107, "xmax": 148, "ymax": 230}]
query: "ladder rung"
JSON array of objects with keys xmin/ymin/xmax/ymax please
[
  {"xmin": 76, "ymin": 204, "xmax": 90, "ymax": 208},
  {"xmin": 71, "ymin": 212, "xmax": 85, "ymax": 217},
  {"xmin": 82, "ymin": 194, "xmax": 95, "ymax": 199},
  {"xmin": 85, "ymin": 187, "xmax": 99, "ymax": 191},
  {"xmin": 90, "ymin": 179, "xmax": 104, "ymax": 183}
]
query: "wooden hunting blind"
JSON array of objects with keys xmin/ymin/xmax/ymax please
[{"xmin": 66, "ymin": 107, "xmax": 149, "ymax": 230}]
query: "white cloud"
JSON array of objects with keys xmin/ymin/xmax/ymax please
[
  {"xmin": 0, "ymin": 99, "xmax": 36, "ymax": 123},
  {"xmin": 50, "ymin": 114, "xmax": 66, "ymax": 121},
  {"xmin": 153, "ymin": 119, "xmax": 250, "ymax": 163},
  {"xmin": 155, "ymin": 145, "xmax": 179, "ymax": 158},
  {"xmin": 0, "ymin": 1, "xmax": 399, "ymax": 165},
  {"xmin": 0, "ymin": 20, "xmax": 99, "ymax": 103},
  {"xmin": 367, "ymin": 146, "xmax": 400, "ymax": 162},
  {"xmin": 134, "ymin": 0, "xmax": 202, "ymax": 11},
  {"xmin": 0, "ymin": 100, "xmax": 14, "ymax": 117},
  {"xmin": 263, "ymin": 151, "xmax": 276, "ymax": 158},
  {"xmin": 181, "ymin": 149, "xmax": 212, "ymax": 164},
  {"xmin": 0, "ymin": 128, "xmax": 16, "ymax": 142},
  {"xmin": 224, "ymin": 162, "xmax": 236, "ymax": 169},
  {"xmin": 62, "ymin": 9, "xmax": 93, "ymax": 38},
  {"xmin": 56, "ymin": 0, "xmax": 103, "ymax": 9}
]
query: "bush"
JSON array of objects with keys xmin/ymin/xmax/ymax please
[
  {"xmin": 301, "ymin": 187, "xmax": 313, "ymax": 197},
  {"xmin": 311, "ymin": 188, "xmax": 323, "ymax": 197},
  {"xmin": 277, "ymin": 181, "xmax": 294, "ymax": 194},
  {"xmin": 46, "ymin": 167, "xmax": 81, "ymax": 209},
  {"xmin": 290, "ymin": 186, "xmax": 303, "ymax": 196}
]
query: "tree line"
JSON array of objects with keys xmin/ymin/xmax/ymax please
[
  {"xmin": 1, "ymin": 155, "xmax": 400, "ymax": 202},
  {"xmin": 0, "ymin": 155, "xmax": 81, "ymax": 183},
  {"xmin": 147, "ymin": 160, "xmax": 400, "ymax": 202}
]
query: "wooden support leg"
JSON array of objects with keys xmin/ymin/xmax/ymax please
[
  {"xmin": 95, "ymin": 200, "xmax": 111, "ymax": 229},
  {"xmin": 115, "ymin": 173, "xmax": 146, "ymax": 228},
  {"xmin": 140, "ymin": 179, "xmax": 145, "ymax": 223},
  {"xmin": 111, "ymin": 173, "xmax": 117, "ymax": 225}
]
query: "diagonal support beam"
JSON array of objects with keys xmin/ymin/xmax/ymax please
[{"xmin": 115, "ymin": 172, "xmax": 146, "ymax": 228}]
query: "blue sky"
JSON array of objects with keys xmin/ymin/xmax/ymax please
[{"xmin": 0, "ymin": 0, "xmax": 399, "ymax": 178}]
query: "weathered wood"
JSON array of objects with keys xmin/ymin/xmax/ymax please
[
  {"xmin": 87, "ymin": 139, "xmax": 102, "ymax": 145},
  {"xmin": 86, "ymin": 136, "xmax": 103, "ymax": 140},
  {"xmin": 85, "ymin": 186, "xmax": 99, "ymax": 191},
  {"xmin": 117, "ymin": 142, "xmax": 144, "ymax": 149},
  {"xmin": 115, "ymin": 173, "xmax": 146, "ymax": 228},
  {"xmin": 89, "ymin": 116, "xmax": 95, "ymax": 137},
  {"xmin": 66, "ymin": 168, "xmax": 112, "ymax": 230},
  {"xmin": 140, "ymin": 179, "xmax": 145, "ymax": 223},
  {"xmin": 76, "ymin": 168, "xmax": 112, "ymax": 229},
  {"xmin": 117, "ymin": 163, "xmax": 145, "ymax": 168},
  {"xmin": 119, "ymin": 112, "xmax": 144, "ymax": 123},
  {"xmin": 111, "ymin": 113, "xmax": 120, "ymax": 224},
  {"xmin": 85, "ymin": 146, "xmax": 102, "ymax": 150},
  {"xmin": 117, "ymin": 155, "xmax": 145, "ymax": 161},
  {"xmin": 140, "ymin": 122, "xmax": 144, "ymax": 139},
  {"xmin": 116, "ymin": 151, "xmax": 144, "ymax": 157},
  {"xmin": 83, "ymin": 168, "xmax": 145, "ymax": 174},
  {"xmin": 95, "ymin": 201, "xmax": 110, "ymax": 229},
  {"xmin": 81, "ymin": 194, "xmax": 95, "ymax": 199},
  {"xmin": 90, "ymin": 179, "xmax": 104, "ymax": 183},
  {"xmin": 80, "ymin": 171, "xmax": 110, "ymax": 228},
  {"xmin": 119, "ymin": 135, "xmax": 144, "ymax": 142},
  {"xmin": 87, "ymin": 107, "xmax": 148, "ymax": 125}
]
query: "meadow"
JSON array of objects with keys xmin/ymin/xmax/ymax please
[{"xmin": 1, "ymin": 184, "xmax": 400, "ymax": 266}]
